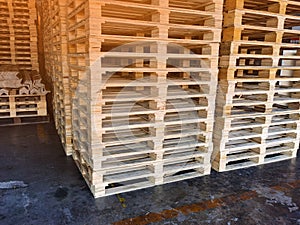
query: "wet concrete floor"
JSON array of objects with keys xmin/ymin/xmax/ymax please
[{"xmin": 0, "ymin": 122, "xmax": 299, "ymax": 225}]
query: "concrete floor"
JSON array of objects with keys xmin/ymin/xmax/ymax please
[{"xmin": 0, "ymin": 122, "xmax": 300, "ymax": 225}]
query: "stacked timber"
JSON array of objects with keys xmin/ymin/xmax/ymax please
[
  {"xmin": 213, "ymin": 0, "xmax": 300, "ymax": 172},
  {"xmin": 0, "ymin": 69, "xmax": 48, "ymax": 119},
  {"xmin": 0, "ymin": 0, "xmax": 45, "ymax": 122},
  {"xmin": 40, "ymin": 0, "xmax": 72, "ymax": 155},
  {"xmin": 66, "ymin": 0, "xmax": 223, "ymax": 197},
  {"xmin": 0, "ymin": 0, "xmax": 38, "ymax": 71}
]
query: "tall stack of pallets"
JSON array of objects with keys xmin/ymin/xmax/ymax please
[
  {"xmin": 213, "ymin": 0, "xmax": 300, "ymax": 172},
  {"xmin": 37, "ymin": 0, "xmax": 300, "ymax": 198},
  {"xmin": 41, "ymin": 0, "xmax": 72, "ymax": 155},
  {"xmin": 0, "ymin": 0, "xmax": 38, "ymax": 71},
  {"xmin": 66, "ymin": 0, "xmax": 223, "ymax": 197},
  {"xmin": 0, "ymin": 0, "xmax": 49, "ymax": 125}
]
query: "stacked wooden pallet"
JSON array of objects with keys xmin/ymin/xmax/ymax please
[
  {"xmin": 0, "ymin": 92, "xmax": 47, "ymax": 118},
  {"xmin": 0, "ymin": 0, "xmax": 38, "ymax": 71},
  {"xmin": 66, "ymin": 0, "xmax": 223, "ymax": 197},
  {"xmin": 41, "ymin": 0, "xmax": 72, "ymax": 155},
  {"xmin": 213, "ymin": 0, "xmax": 300, "ymax": 172},
  {"xmin": 0, "ymin": 69, "xmax": 48, "ymax": 123}
]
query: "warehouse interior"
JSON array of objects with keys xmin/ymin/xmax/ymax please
[{"xmin": 0, "ymin": 0, "xmax": 300, "ymax": 224}]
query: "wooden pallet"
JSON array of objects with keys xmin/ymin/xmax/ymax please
[
  {"xmin": 212, "ymin": 0, "xmax": 300, "ymax": 172},
  {"xmin": 0, "ymin": 93, "xmax": 48, "ymax": 118},
  {"xmin": 56, "ymin": 0, "xmax": 223, "ymax": 197},
  {"xmin": 0, "ymin": 0, "xmax": 39, "ymax": 71},
  {"xmin": 40, "ymin": 0, "xmax": 72, "ymax": 155},
  {"xmin": 73, "ymin": 138, "xmax": 210, "ymax": 197},
  {"xmin": 220, "ymin": 0, "xmax": 300, "ymax": 80}
]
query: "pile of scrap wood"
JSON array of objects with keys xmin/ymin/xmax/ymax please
[{"xmin": 0, "ymin": 69, "xmax": 48, "ymax": 96}]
